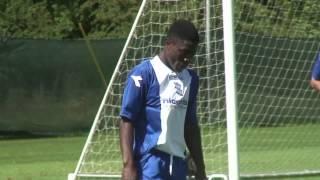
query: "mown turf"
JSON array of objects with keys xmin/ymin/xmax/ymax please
[
  {"xmin": 1, "ymin": 124, "xmax": 320, "ymax": 180},
  {"xmin": 0, "ymin": 136, "xmax": 86, "ymax": 180}
]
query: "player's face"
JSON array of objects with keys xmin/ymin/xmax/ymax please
[{"xmin": 166, "ymin": 38, "xmax": 198, "ymax": 72}]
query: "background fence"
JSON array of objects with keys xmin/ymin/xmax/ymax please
[
  {"xmin": 0, "ymin": 35, "xmax": 318, "ymax": 135},
  {"xmin": 0, "ymin": 39, "xmax": 124, "ymax": 134}
]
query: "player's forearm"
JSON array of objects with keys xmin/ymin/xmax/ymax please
[
  {"xmin": 120, "ymin": 119, "xmax": 135, "ymax": 166},
  {"xmin": 185, "ymin": 124, "xmax": 206, "ymax": 174},
  {"xmin": 310, "ymin": 79, "xmax": 320, "ymax": 92}
]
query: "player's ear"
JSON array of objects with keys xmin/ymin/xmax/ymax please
[
  {"xmin": 165, "ymin": 37, "xmax": 177, "ymax": 46},
  {"xmin": 165, "ymin": 38, "xmax": 172, "ymax": 46}
]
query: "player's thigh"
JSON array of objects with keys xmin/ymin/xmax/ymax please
[
  {"xmin": 138, "ymin": 150, "xmax": 187, "ymax": 180},
  {"xmin": 139, "ymin": 152, "xmax": 168, "ymax": 180},
  {"xmin": 171, "ymin": 156, "xmax": 187, "ymax": 180}
]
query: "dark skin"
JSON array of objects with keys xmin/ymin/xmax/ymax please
[
  {"xmin": 120, "ymin": 119, "xmax": 137, "ymax": 180},
  {"xmin": 120, "ymin": 37, "xmax": 207, "ymax": 180},
  {"xmin": 185, "ymin": 121, "xmax": 207, "ymax": 180},
  {"xmin": 159, "ymin": 37, "xmax": 198, "ymax": 73}
]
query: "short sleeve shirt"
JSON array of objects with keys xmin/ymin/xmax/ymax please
[{"xmin": 120, "ymin": 55, "xmax": 199, "ymax": 158}]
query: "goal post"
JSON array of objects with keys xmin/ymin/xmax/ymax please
[
  {"xmin": 71, "ymin": 0, "xmax": 231, "ymax": 179},
  {"xmin": 70, "ymin": 0, "xmax": 320, "ymax": 179},
  {"xmin": 70, "ymin": 0, "xmax": 149, "ymax": 179},
  {"xmin": 222, "ymin": 0, "xmax": 239, "ymax": 179},
  {"xmin": 234, "ymin": 0, "xmax": 320, "ymax": 178}
]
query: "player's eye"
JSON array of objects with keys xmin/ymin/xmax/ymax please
[{"xmin": 183, "ymin": 58, "xmax": 190, "ymax": 63}]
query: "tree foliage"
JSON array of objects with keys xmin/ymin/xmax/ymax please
[
  {"xmin": 0, "ymin": 0, "xmax": 140, "ymax": 39},
  {"xmin": 235, "ymin": 0, "xmax": 320, "ymax": 38},
  {"xmin": 0, "ymin": 0, "xmax": 319, "ymax": 39}
]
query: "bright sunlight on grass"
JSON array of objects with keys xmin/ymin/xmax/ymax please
[{"xmin": 0, "ymin": 136, "xmax": 86, "ymax": 180}]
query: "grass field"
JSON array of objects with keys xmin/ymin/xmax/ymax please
[
  {"xmin": 1, "ymin": 124, "xmax": 320, "ymax": 180},
  {"xmin": 0, "ymin": 136, "xmax": 86, "ymax": 180},
  {"xmin": 239, "ymin": 124, "xmax": 320, "ymax": 175}
]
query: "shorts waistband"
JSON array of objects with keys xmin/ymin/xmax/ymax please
[{"xmin": 150, "ymin": 148, "xmax": 185, "ymax": 160}]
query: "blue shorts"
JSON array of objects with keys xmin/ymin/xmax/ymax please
[{"xmin": 136, "ymin": 149, "xmax": 187, "ymax": 180}]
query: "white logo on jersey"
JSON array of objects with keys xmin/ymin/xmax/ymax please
[
  {"xmin": 162, "ymin": 98, "xmax": 188, "ymax": 106},
  {"xmin": 174, "ymin": 82, "xmax": 183, "ymax": 96},
  {"xmin": 131, "ymin": 75, "xmax": 142, "ymax": 87}
]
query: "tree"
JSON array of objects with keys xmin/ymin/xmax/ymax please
[
  {"xmin": 235, "ymin": 0, "xmax": 320, "ymax": 38},
  {"xmin": 0, "ymin": 0, "xmax": 140, "ymax": 39},
  {"xmin": 0, "ymin": 0, "xmax": 318, "ymax": 39}
]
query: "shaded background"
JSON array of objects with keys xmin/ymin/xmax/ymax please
[
  {"xmin": 1, "ymin": 36, "xmax": 318, "ymax": 135},
  {"xmin": 0, "ymin": 39, "xmax": 124, "ymax": 135}
]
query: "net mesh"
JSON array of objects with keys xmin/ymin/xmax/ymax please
[
  {"xmin": 235, "ymin": 0, "xmax": 320, "ymax": 176},
  {"xmin": 77, "ymin": 0, "xmax": 228, "ymax": 176},
  {"xmin": 75, "ymin": 0, "xmax": 320, "ymax": 178}
]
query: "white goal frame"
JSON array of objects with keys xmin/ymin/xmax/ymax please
[
  {"xmin": 70, "ymin": 0, "xmax": 320, "ymax": 179},
  {"xmin": 69, "ymin": 0, "xmax": 239, "ymax": 179}
]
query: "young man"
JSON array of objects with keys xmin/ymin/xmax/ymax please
[
  {"xmin": 310, "ymin": 50, "xmax": 320, "ymax": 91},
  {"xmin": 119, "ymin": 19, "xmax": 207, "ymax": 180}
]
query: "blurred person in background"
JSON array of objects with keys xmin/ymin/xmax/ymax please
[{"xmin": 310, "ymin": 50, "xmax": 320, "ymax": 91}]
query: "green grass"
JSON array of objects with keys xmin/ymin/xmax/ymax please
[
  {"xmin": 0, "ymin": 136, "xmax": 86, "ymax": 180},
  {"xmin": 239, "ymin": 124, "xmax": 320, "ymax": 175},
  {"xmin": 201, "ymin": 124, "xmax": 320, "ymax": 179},
  {"xmin": 1, "ymin": 124, "xmax": 320, "ymax": 179}
]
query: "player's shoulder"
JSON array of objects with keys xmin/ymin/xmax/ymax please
[
  {"xmin": 186, "ymin": 68, "xmax": 199, "ymax": 80},
  {"xmin": 316, "ymin": 51, "xmax": 320, "ymax": 60},
  {"xmin": 130, "ymin": 58, "xmax": 153, "ymax": 76}
]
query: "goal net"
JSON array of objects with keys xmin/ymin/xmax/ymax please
[
  {"xmin": 72, "ymin": 0, "xmax": 320, "ymax": 179},
  {"xmin": 235, "ymin": 0, "xmax": 320, "ymax": 178}
]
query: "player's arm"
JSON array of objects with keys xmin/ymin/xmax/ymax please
[
  {"xmin": 185, "ymin": 121, "xmax": 207, "ymax": 180},
  {"xmin": 119, "ymin": 65, "xmax": 146, "ymax": 180},
  {"xmin": 310, "ymin": 51, "xmax": 320, "ymax": 91},
  {"xmin": 310, "ymin": 79, "xmax": 320, "ymax": 91},
  {"xmin": 185, "ymin": 73, "xmax": 207, "ymax": 180},
  {"xmin": 120, "ymin": 118, "xmax": 137, "ymax": 180}
]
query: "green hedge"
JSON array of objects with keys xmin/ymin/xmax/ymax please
[{"xmin": 0, "ymin": 39, "xmax": 125, "ymax": 134}]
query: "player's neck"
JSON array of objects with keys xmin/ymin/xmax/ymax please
[{"xmin": 159, "ymin": 52, "xmax": 176, "ymax": 72}]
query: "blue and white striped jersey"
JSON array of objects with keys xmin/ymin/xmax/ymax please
[{"xmin": 120, "ymin": 55, "xmax": 199, "ymax": 158}]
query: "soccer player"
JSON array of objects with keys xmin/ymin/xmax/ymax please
[
  {"xmin": 119, "ymin": 19, "xmax": 207, "ymax": 180},
  {"xmin": 310, "ymin": 50, "xmax": 320, "ymax": 91}
]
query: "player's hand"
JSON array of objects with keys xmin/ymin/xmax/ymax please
[
  {"xmin": 121, "ymin": 163, "xmax": 138, "ymax": 180},
  {"xmin": 195, "ymin": 171, "xmax": 208, "ymax": 180}
]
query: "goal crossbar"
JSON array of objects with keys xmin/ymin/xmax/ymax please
[{"xmin": 70, "ymin": 0, "xmax": 320, "ymax": 179}]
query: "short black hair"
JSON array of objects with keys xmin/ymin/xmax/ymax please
[{"xmin": 167, "ymin": 19, "xmax": 199, "ymax": 44}]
